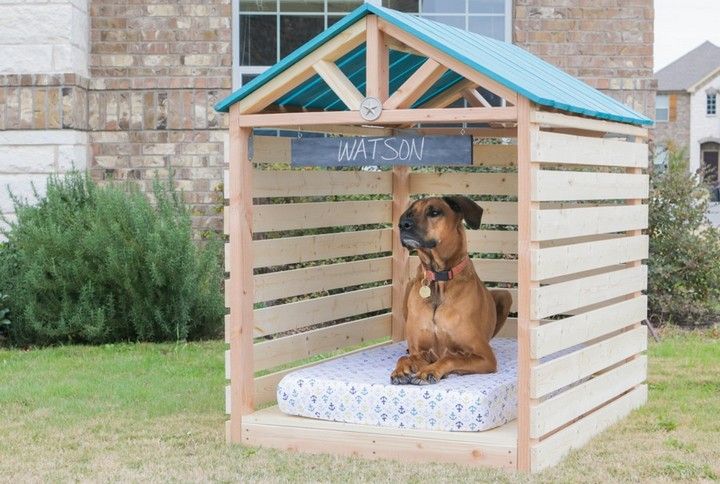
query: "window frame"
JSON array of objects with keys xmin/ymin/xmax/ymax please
[
  {"xmin": 707, "ymin": 92, "xmax": 717, "ymax": 116},
  {"xmin": 655, "ymin": 94, "xmax": 669, "ymax": 123},
  {"xmin": 232, "ymin": 0, "xmax": 512, "ymax": 90}
]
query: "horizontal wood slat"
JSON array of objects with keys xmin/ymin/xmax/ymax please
[
  {"xmin": 253, "ymin": 200, "xmax": 392, "ymax": 232},
  {"xmin": 532, "ymin": 171, "xmax": 649, "ymax": 202},
  {"xmin": 466, "ymin": 230, "xmax": 518, "ymax": 254},
  {"xmin": 531, "ymin": 205, "xmax": 648, "ymax": 242},
  {"xmin": 254, "ymin": 257, "xmax": 392, "ymax": 303},
  {"xmin": 253, "ymin": 169, "xmax": 392, "ymax": 197},
  {"xmin": 253, "ymin": 342, "xmax": 390, "ymax": 406},
  {"xmin": 472, "ymin": 144, "xmax": 517, "ymax": 167},
  {"xmin": 409, "ymin": 172, "xmax": 517, "ymax": 196},
  {"xmin": 243, "ymin": 407, "xmax": 516, "ymax": 468},
  {"xmin": 253, "ymin": 285, "xmax": 392, "ymax": 337},
  {"xmin": 532, "ymin": 265, "xmax": 647, "ymax": 319},
  {"xmin": 531, "ymin": 296, "xmax": 647, "ymax": 359},
  {"xmin": 253, "ymin": 313, "xmax": 392, "ymax": 372},
  {"xmin": 253, "ymin": 135, "xmax": 292, "ymax": 164},
  {"xmin": 409, "ymin": 256, "xmax": 518, "ymax": 283},
  {"xmin": 530, "ymin": 326, "xmax": 648, "ymax": 399},
  {"xmin": 530, "ymin": 356, "xmax": 646, "ymax": 438},
  {"xmin": 478, "ymin": 201, "xmax": 517, "ymax": 225},
  {"xmin": 530, "ymin": 385, "xmax": 648, "ymax": 472},
  {"xmin": 253, "ymin": 228, "xmax": 392, "ymax": 268},
  {"xmin": 531, "ymin": 131, "xmax": 648, "ymax": 168},
  {"xmin": 532, "ymin": 235, "xmax": 648, "ymax": 280},
  {"xmin": 531, "ymin": 111, "xmax": 649, "ymax": 138}
]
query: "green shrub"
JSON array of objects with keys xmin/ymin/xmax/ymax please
[
  {"xmin": 648, "ymin": 145, "xmax": 720, "ymax": 326},
  {"xmin": 0, "ymin": 171, "xmax": 225, "ymax": 346}
]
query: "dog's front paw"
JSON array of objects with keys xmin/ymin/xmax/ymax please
[
  {"xmin": 410, "ymin": 369, "xmax": 442, "ymax": 385},
  {"xmin": 390, "ymin": 372, "xmax": 414, "ymax": 385}
]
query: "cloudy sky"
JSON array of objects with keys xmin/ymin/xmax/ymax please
[{"xmin": 655, "ymin": 0, "xmax": 720, "ymax": 71}]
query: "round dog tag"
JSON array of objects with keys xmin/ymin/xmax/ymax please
[{"xmin": 419, "ymin": 285, "xmax": 431, "ymax": 299}]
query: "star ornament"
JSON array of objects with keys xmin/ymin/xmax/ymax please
[{"xmin": 359, "ymin": 96, "xmax": 382, "ymax": 121}]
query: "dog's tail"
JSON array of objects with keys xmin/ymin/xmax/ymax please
[{"xmin": 490, "ymin": 290, "xmax": 513, "ymax": 338}]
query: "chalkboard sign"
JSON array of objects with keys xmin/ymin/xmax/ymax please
[{"xmin": 290, "ymin": 135, "xmax": 472, "ymax": 167}]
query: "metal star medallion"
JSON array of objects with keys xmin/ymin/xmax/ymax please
[{"xmin": 359, "ymin": 96, "xmax": 382, "ymax": 121}]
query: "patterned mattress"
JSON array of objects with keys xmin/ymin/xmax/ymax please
[{"xmin": 277, "ymin": 338, "xmax": 519, "ymax": 432}]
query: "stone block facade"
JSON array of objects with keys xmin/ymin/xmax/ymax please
[{"xmin": 1, "ymin": 0, "xmax": 655, "ymax": 233}]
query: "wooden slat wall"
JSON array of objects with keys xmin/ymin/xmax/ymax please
[{"xmin": 525, "ymin": 122, "xmax": 649, "ymax": 471}]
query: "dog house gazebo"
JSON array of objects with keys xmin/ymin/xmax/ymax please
[{"xmin": 216, "ymin": 4, "xmax": 652, "ymax": 473}]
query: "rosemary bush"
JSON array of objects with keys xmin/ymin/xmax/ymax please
[{"xmin": 0, "ymin": 171, "xmax": 224, "ymax": 346}]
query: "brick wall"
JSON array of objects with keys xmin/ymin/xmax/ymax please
[
  {"xmin": 514, "ymin": 0, "xmax": 656, "ymax": 120},
  {"xmin": 654, "ymin": 92, "xmax": 691, "ymax": 152},
  {"xmin": 88, "ymin": 0, "xmax": 232, "ymax": 231}
]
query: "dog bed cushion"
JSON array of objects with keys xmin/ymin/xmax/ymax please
[{"xmin": 277, "ymin": 338, "xmax": 519, "ymax": 432}]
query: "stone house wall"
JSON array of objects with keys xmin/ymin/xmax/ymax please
[{"xmin": 654, "ymin": 91, "xmax": 691, "ymax": 155}]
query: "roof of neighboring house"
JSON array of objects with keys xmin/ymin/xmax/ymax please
[
  {"xmin": 215, "ymin": 4, "xmax": 652, "ymax": 125},
  {"xmin": 656, "ymin": 41, "xmax": 720, "ymax": 92}
]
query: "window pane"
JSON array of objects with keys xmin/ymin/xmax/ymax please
[
  {"xmin": 655, "ymin": 94, "xmax": 668, "ymax": 108},
  {"xmin": 421, "ymin": 0, "xmax": 464, "ymax": 14},
  {"xmin": 328, "ymin": 0, "xmax": 363, "ymax": 12},
  {"xmin": 239, "ymin": 15, "xmax": 277, "ymax": 65},
  {"xmin": 422, "ymin": 14, "xmax": 465, "ymax": 29},
  {"xmin": 280, "ymin": 15, "xmax": 324, "ymax": 58},
  {"xmin": 469, "ymin": 15, "xmax": 505, "ymax": 40},
  {"xmin": 240, "ymin": 0, "xmax": 277, "ymax": 12},
  {"xmin": 280, "ymin": 0, "xmax": 324, "ymax": 12},
  {"xmin": 383, "ymin": 0, "xmax": 419, "ymax": 13},
  {"xmin": 469, "ymin": 0, "xmax": 505, "ymax": 14},
  {"xmin": 656, "ymin": 108, "xmax": 668, "ymax": 122}
]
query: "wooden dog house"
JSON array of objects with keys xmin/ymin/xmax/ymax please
[{"xmin": 216, "ymin": 4, "xmax": 652, "ymax": 473}]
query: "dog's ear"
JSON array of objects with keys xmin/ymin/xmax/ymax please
[{"xmin": 442, "ymin": 195, "xmax": 483, "ymax": 230}]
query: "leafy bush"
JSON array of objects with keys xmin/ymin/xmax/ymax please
[
  {"xmin": 0, "ymin": 171, "xmax": 225, "ymax": 346},
  {"xmin": 648, "ymin": 145, "xmax": 720, "ymax": 326}
]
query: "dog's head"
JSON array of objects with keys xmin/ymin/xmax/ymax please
[{"xmin": 398, "ymin": 195, "xmax": 483, "ymax": 251}]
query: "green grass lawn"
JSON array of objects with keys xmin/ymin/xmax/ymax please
[{"xmin": 1, "ymin": 328, "xmax": 718, "ymax": 483}]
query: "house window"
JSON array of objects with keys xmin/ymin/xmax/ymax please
[
  {"xmin": 655, "ymin": 94, "xmax": 669, "ymax": 122},
  {"xmin": 233, "ymin": 0, "xmax": 512, "ymax": 89},
  {"xmin": 707, "ymin": 92, "xmax": 717, "ymax": 116}
]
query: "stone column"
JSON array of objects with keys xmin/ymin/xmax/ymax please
[{"xmin": 0, "ymin": 0, "xmax": 90, "ymax": 230}]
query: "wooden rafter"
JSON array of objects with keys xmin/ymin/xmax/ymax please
[
  {"xmin": 384, "ymin": 36, "xmax": 422, "ymax": 56},
  {"xmin": 384, "ymin": 58, "xmax": 447, "ymax": 110},
  {"xmin": 313, "ymin": 60, "xmax": 364, "ymax": 111},
  {"xmin": 419, "ymin": 79, "xmax": 477, "ymax": 109},
  {"xmin": 463, "ymin": 88, "xmax": 492, "ymax": 108},
  {"xmin": 234, "ymin": 20, "xmax": 366, "ymax": 114},
  {"xmin": 366, "ymin": 15, "xmax": 389, "ymax": 102},
  {"xmin": 377, "ymin": 18, "xmax": 518, "ymax": 106},
  {"xmin": 235, "ymin": 106, "xmax": 517, "ymax": 128}
]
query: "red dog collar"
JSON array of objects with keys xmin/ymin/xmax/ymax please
[{"xmin": 422, "ymin": 257, "xmax": 470, "ymax": 282}]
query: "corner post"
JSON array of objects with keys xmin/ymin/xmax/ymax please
[
  {"xmin": 516, "ymin": 96, "xmax": 540, "ymax": 471},
  {"xmin": 227, "ymin": 105, "xmax": 255, "ymax": 443},
  {"xmin": 391, "ymin": 166, "xmax": 410, "ymax": 342}
]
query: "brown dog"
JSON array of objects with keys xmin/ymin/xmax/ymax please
[{"xmin": 390, "ymin": 195, "xmax": 513, "ymax": 385}]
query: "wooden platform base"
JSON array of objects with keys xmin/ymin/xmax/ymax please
[{"xmin": 230, "ymin": 406, "xmax": 518, "ymax": 469}]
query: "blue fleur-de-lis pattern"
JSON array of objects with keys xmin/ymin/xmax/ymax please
[{"xmin": 277, "ymin": 338, "xmax": 520, "ymax": 432}]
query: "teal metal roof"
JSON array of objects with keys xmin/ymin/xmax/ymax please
[{"xmin": 216, "ymin": 4, "xmax": 652, "ymax": 126}]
